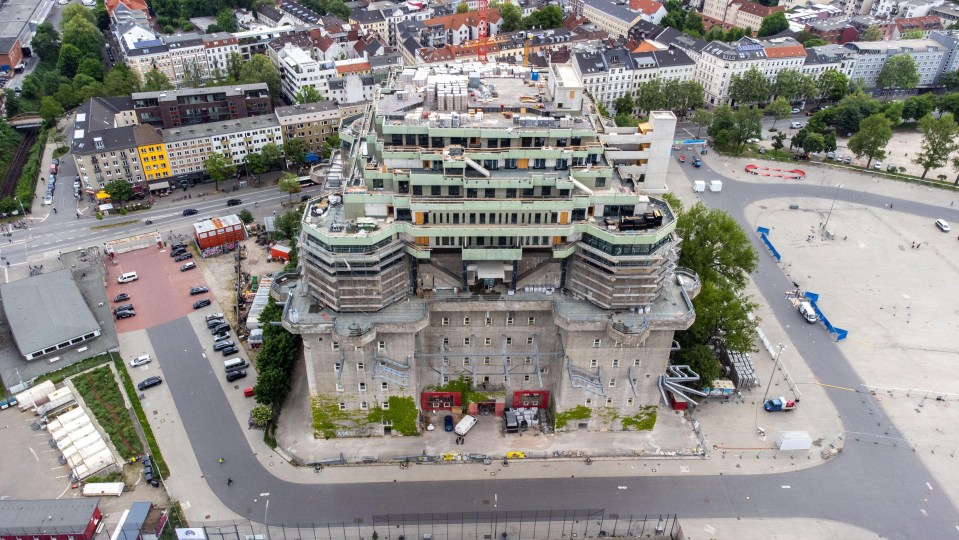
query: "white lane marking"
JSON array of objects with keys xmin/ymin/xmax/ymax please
[
  {"xmin": 920, "ymin": 508, "xmax": 927, "ymax": 516},
  {"xmin": 617, "ymin": 486, "xmax": 628, "ymax": 490},
  {"xmin": 927, "ymin": 482, "xmax": 933, "ymax": 490},
  {"xmin": 781, "ymin": 485, "xmax": 791, "ymax": 489},
  {"xmin": 28, "ymin": 447, "xmax": 38, "ymax": 461}
]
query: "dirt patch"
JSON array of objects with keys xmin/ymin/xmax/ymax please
[{"xmin": 199, "ymin": 236, "xmax": 287, "ymax": 332}]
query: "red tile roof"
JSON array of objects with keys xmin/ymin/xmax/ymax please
[
  {"xmin": 106, "ymin": 0, "xmax": 148, "ymax": 15},
  {"xmin": 336, "ymin": 61, "xmax": 371, "ymax": 74},
  {"xmin": 425, "ymin": 8, "xmax": 502, "ymax": 31},
  {"xmin": 763, "ymin": 44, "xmax": 806, "ymax": 58},
  {"xmin": 629, "ymin": 0, "xmax": 664, "ymax": 16},
  {"xmin": 732, "ymin": 0, "xmax": 785, "ymax": 18}
]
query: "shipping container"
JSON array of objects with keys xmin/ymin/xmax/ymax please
[{"xmin": 776, "ymin": 431, "xmax": 813, "ymax": 451}]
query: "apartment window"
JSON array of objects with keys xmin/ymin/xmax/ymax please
[
  {"xmin": 525, "ymin": 356, "xmax": 532, "ymax": 364},
  {"xmin": 449, "ymin": 185, "xmax": 460, "ymax": 196},
  {"xmin": 464, "ymin": 357, "xmax": 471, "ymax": 366},
  {"xmin": 464, "ymin": 337, "xmax": 472, "ymax": 346},
  {"xmin": 442, "ymin": 375, "xmax": 450, "ymax": 383},
  {"xmin": 331, "ymin": 341, "xmax": 340, "ymax": 350},
  {"xmin": 526, "ymin": 336, "xmax": 534, "ymax": 345},
  {"xmin": 485, "ymin": 317, "xmax": 493, "ymax": 326},
  {"xmin": 595, "ymin": 177, "xmax": 606, "ymax": 188},
  {"xmin": 431, "ymin": 185, "xmax": 441, "ymax": 195},
  {"xmin": 382, "ymin": 401, "xmax": 390, "ymax": 410},
  {"xmin": 585, "ymin": 398, "xmax": 593, "ymax": 406},
  {"xmin": 360, "ymin": 401, "xmax": 369, "ymax": 410},
  {"xmin": 464, "ymin": 317, "xmax": 471, "ymax": 326},
  {"xmin": 590, "ymin": 359, "xmax": 598, "ymax": 368},
  {"xmin": 528, "ymin": 316, "xmax": 536, "ymax": 325},
  {"xmin": 593, "ymin": 339, "xmax": 602, "ymax": 348},
  {"xmin": 506, "ymin": 316, "xmax": 514, "ymax": 325},
  {"xmin": 609, "ymin": 379, "xmax": 616, "ymax": 388},
  {"xmin": 339, "ymin": 402, "xmax": 347, "ymax": 411},
  {"xmin": 358, "ymin": 382, "xmax": 367, "ymax": 391},
  {"xmin": 381, "ymin": 382, "xmax": 389, "ymax": 390},
  {"xmin": 505, "ymin": 337, "xmax": 512, "ymax": 345},
  {"xmin": 612, "ymin": 359, "xmax": 619, "ymax": 368},
  {"xmin": 377, "ymin": 341, "xmax": 386, "ymax": 351},
  {"xmin": 524, "ymin": 375, "xmax": 531, "ymax": 382},
  {"xmin": 633, "ymin": 359, "xmax": 641, "ymax": 367},
  {"xmin": 357, "ymin": 362, "xmax": 365, "ymax": 372},
  {"xmin": 483, "ymin": 357, "xmax": 491, "ymax": 366},
  {"xmin": 441, "ymin": 317, "xmax": 449, "ymax": 326},
  {"xmin": 626, "ymin": 398, "xmax": 634, "ymax": 407},
  {"xmin": 506, "ymin": 188, "xmax": 516, "ymax": 198},
  {"xmin": 442, "ymin": 337, "xmax": 450, "ymax": 347},
  {"xmin": 336, "ymin": 383, "xmax": 344, "ymax": 392},
  {"xmin": 606, "ymin": 398, "xmax": 613, "ymax": 406}
]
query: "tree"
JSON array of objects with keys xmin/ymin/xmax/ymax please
[
  {"xmin": 95, "ymin": 0, "xmax": 110, "ymax": 30},
  {"xmin": 60, "ymin": 3, "xmax": 97, "ymax": 29},
  {"xmin": 818, "ymin": 69, "xmax": 849, "ymax": 103},
  {"xmin": 848, "ymin": 113, "xmax": 893, "ymax": 167},
  {"xmin": 680, "ymin": 280, "xmax": 760, "ymax": 354},
  {"xmin": 860, "ymin": 25, "xmax": 884, "ymax": 41},
  {"xmin": 237, "ymin": 208, "xmax": 255, "ymax": 224},
  {"xmin": 204, "ymin": 153, "xmax": 237, "ymax": 189},
  {"xmin": 901, "ymin": 29, "xmax": 924, "ymax": 39},
  {"xmin": 876, "ymin": 55, "xmax": 919, "ymax": 98},
  {"xmin": 834, "ymin": 106, "xmax": 863, "ymax": 136},
  {"xmin": 801, "ymin": 132, "xmax": 825, "ymax": 154},
  {"xmin": 613, "ymin": 92, "xmax": 634, "ymax": 117},
  {"xmin": 181, "ymin": 60, "xmax": 205, "ymax": 88},
  {"xmin": 675, "ymin": 203, "xmax": 758, "ymax": 290},
  {"xmin": 61, "ymin": 16, "xmax": 103, "ymax": 59},
  {"xmin": 104, "ymin": 64, "xmax": 140, "ymax": 96},
  {"xmin": 771, "ymin": 131, "xmax": 787, "ymax": 154},
  {"xmin": 253, "ymin": 368, "xmax": 291, "ymax": 407},
  {"xmin": 684, "ymin": 11, "xmax": 705, "ymax": 37},
  {"xmin": 664, "ymin": 79, "xmax": 704, "ymax": 114},
  {"xmin": 691, "ymin": 109, "xmax": 714, "ymax": 137},
  {"xmin": 456, "ymin": 2, "xmax": 470, "ymax": 13},
  {"xmin": 143, "ymin": 68, "xmax": 174, "ymax": 91},
  {"xmin": 765, "ymin": 97, "xmax": 791, "ymax": 129},
  {"xmin": 661, "ymin": 0, "xmax": 687, "ymax": 31},
  {"xmin": 729, "ymin": 66, "xmax": 771, "ymax": 106},
  {"xmin": 902, "ymin": 93, "xmax": 936, "ymax": 121},
  {"xmin": 729, "ymin": 106, "xmax": 763, "ymax": 154},
  {"xmin": 913, "ymin": 113, "xmax": 959, "ymax": 179},
  {"xmin": 283, "ymin": 138, "xmax": 309, "ymax": 169},
  {"xmin": 273, "ymin": 210, "xmax": 302, "ymax": 242},
  {"xmin": 940, "ymin": 71, "xmax": 959, "ymax": 92},
  {"xmin": 278, "ymin": 172, "xmax": 302, "ymax": 201},
  {"xmin": 499, "ymin": 2, "xmax": 522, "ymax": 32},
  {"xmin": 320, "ymin": 134, "xmax": 340, "ymax": 159},
  {"xmin": 882, "ymin": 100, "xmax": 904, "ymax": 126},
  {"xmin": 225, "ymin": 52, "xmax": 244, "ymax": 82},
  {"xmin": 104, "ymin": 179, "xmax": 134, "ymax": 206},
  {"xmin": 260, "ymin": 143, "xmax": 284, "ymax": 170},
  {"xmin": 634, "ymin": 79, "xmax": 666, "ymax": 113},
  {"xmin": 239, "ymin": 54, "xmax": 281, "ymax": 100},
  {"xmin": 938, "ymin": 92, "xmax": 959, "ymax": 116},
  {"xmin": 295, "ymin": 86, "xmax": 323, "ymax": 104},
  {"xmin": 31, "ymin": 23, "xmax": 61, "ymax": 63},
  {"xmin": 522, "ymin": 6, "xmax": 564, "ymax": 29},
  {"xmin": 78, "ymin": 57, "xmax": 104, "ymax": 81},
  {"xmin": 952, "ymin": 154, "xmax": 959, "ymax": 185},
  {"xmin": 39, "ymin": 96, "xmax": 64, "ymax": 126},
  {"xmin": 757, "ymin": 12, "xmax": 788, "ymax": 37},
  {"xmin": 56, "ymin": 44, "xmax": 84, "ymax": 78},
  {"xmin": 3, "ymin": 90, "xmax": 21, "ymax": 118},
  {"xmin": 245, "ymin": 152, "xmax": 268, "ymax": 186}
]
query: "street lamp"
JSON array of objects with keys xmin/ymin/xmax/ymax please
[
  {"xmin": 259, "ymin": 493, "xmax": 270, "ymax": 540},
  {"xmin": 755, "ymin": 343, "xmax": 787, "ymax": 436},
  {"xmin": 821, "ymin": 184, "xmax": 844, "ymax": 236}
]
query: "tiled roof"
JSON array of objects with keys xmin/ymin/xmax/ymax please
[
  {"xmin": 423, "ymin": 8, "xmax": 502, "ymax": 31},
  {"xmin": 731, "ymin": 0, "xmax": 785, "ymax": 18},
  {"xmin": 629, "ymin": 0, "xmax": 664, "ymax": 16},
  {"xmin": 106, "ymin": 0, "xmax": 148, "ymax": 16},
  {"xmin": 763, "ymin": 43, "xmax": 805, "ymax": 58}
]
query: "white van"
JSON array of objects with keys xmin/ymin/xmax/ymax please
[
  {"xmin": 224, "ymin": 358, "xmax": 248, "ymax": 372},
  {"xmin": 790, "ymin": 121, "xmax": 803, "ymax": 129},
  {"xmin": 798, "ymin": 302, "xmax": 817, "ymax": 324},
  {"xmin": 117, "ymin": 272, "xmax": 138, "ymax": 283},
  {"xmin": 454, "ymin": 414, "xmax": 478, "ymax": 436}
]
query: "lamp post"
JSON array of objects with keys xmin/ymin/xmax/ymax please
[
  {"xmin": 755, "ymin": 343, "xmax": 786, "ymax": 436},
  {"xmin": 259, "ymin": 493, "xmax": 270, "ymax": 540},
  {"xmin": 821, "ymin": 184, "xmax": 844, "ymax": 236}
]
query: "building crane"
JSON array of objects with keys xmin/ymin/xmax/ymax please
[{"xmin": 478, "ymin": 0, "xmax": 489, "ymax": 62}]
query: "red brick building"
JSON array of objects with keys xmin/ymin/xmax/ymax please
[
  {"xmin": 0, "ymin": 38, "xmax": 23, "ymax": 73},
  {"xmin": 0, "ymin": 499, "xmax": 102, "ymax": 540}
]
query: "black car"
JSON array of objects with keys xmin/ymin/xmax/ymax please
[
  {"xmin": 137, "ymin": 376, "xmax": 163, "ymax": 390},
  {"xmin": 170, "ymin": 248, "xmax": 187, "ymax": 257},
  {"xmin": 213, "ymin": 340, "xmax": 235, "ymax": 351},
  {"xmin": 189, "ymin": 286, "xmax": 209, "ymax": 295},
  {"xmin": 175, "ymin": 253, "xmax": 193, "ymax": 262},
  {"xmin": 226, "ymin": 199, "xmax": 242, "ymax": 206},
  {"xmin": 206, "ymin": 318, "xmax": 225, "ymax": 329},
  {"xmin": 220, "ymin": 346, "xmax": 239, "ymax": 356},
  {"xmin": 182, "ymin": 208, "xmax": 198, "ymax": 216},
  {"xmin": 211, "ymin": 323, "xmax": 230, "ymax": 335},
  {"xmin": 180, "ymin": 262, "xmax": 196, "ymax": 271},
  {"xmin": 113, "ymin": 303, "xmax": 134, "ymax": 314},
  {"xmin": 193, "ymin": 299, "xmax": 212, "ymax": 309},
  {"xmin": 301, "ymin": 194, "xmax": 310, "ymax": 202},
  {"xmin": 171, "ymin": 242, "xmax": 187, "ymax": 251},
  {"xmin": 226, "ymin": 370, "xmax": 247, "ymax": 382},
  {"xmin": 115, "ymin": 310, "xmax": 136, "ymax": 319},
  {"xmin": 113, "ymin": 293, "xmax": 129, "ymax": 302}
]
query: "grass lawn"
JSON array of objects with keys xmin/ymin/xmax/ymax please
[{"xmin": 72, "ymin": 366, "xmax": 144, "ymax": 459}]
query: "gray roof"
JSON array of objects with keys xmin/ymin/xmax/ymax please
[
  {"xmin": 0, "ymin": 36, "xmax": 18, "ymax": 52},
  {"xmin": 0, "ymin": 271, "xmax": 100, "ymax": 358},
  {"xmin": 257, "ymin": 4, "xmax": 283, "ymax": 23},
  {"xmin": 163, "ymin": 114, "xmax": 280, "ymax": 142},
  {"xmin": 72, "ymin": 97, "xmax": 137, "ymax": 154},
  {"xmin": 583, "ymin": 0, "xmax": 641, "ymax": 24},
  {"xmin": 369, "ymin": 52, "xmax": 403, "ymax": 69},
  {"xmin": 280, "ymin": 1, "xmax": 321, "ymax": 24},
  {"xmin": 275, "ymin": 100, "xmax": 341, "ymax": 118},
  {"xmin": 350, "ymin": 8, "xmax": 387, "ymax": 24},
  {"xmin": 165, "ymin": 33, "xmax": 205, "ymax": 48},
  {"xmin": 702, "ymin": 37, "xmax": 767, "ymax": 61},
  {"xmin": 650, "ymin": 47, "xmax": 695, "ymax": 67},
  {"xmin": 132, "ymin": 83, "xmax": 268, "ymax": 102}
]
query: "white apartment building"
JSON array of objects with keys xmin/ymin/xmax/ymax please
[
  {"xmin": 166, "ymin": 34, "xmax": 211, "ymax": 85},
  {"xmin": 272, "ymin": 42, "xmax": 377, "ymax": 104},
  {"xmin": 581, "ymin": 0, "xmax": 642, "ymax": 38},
  {"xmin": 844, "ymin": 39, "xmax": 946, "ymax": 88},
  {"xmin": 203, "ymin": 33, "xmax": 240, "ymax": 76},
  {"xmin": 871, "ymin": 0, "xmax": 944, "ymax": 19},
  {"xmin": 163, "ymin": 115, "xmax": 282, "ymax": 176},
  {"xmin": 696, "ymin": 40, "xmax": 767, "ymax": 106},
  {"xmin": 800, "ymin": 44, "xmax": 858, "ymax": 79},
  {"xmin": 571, "ymin": 47, "xmax": 696, "ymax": 111}
]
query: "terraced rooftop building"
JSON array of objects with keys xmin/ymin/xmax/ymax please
[{"xmin": 282, "ymin": 63, "xmax": 699, "ymax": 437}]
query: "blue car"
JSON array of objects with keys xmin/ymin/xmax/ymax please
[{"xmin": 444, "ymin": 415, "xmax": 454, "ymax": 432}]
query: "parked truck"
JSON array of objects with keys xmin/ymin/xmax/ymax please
[{"xmin": 764, "ymin": 397, "xmax": 797, "ymax": 412}]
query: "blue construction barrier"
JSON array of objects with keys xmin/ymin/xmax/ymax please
[
  {"xmin": 805, "ymin": 291, "xmax": 848, "ymax": 341},
  {"xmin": 756, "ymin": 226, "xmax": 781, "ymax": 262}
]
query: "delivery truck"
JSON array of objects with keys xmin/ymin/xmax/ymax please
[{"xmin": 764, "ymin": 397, "xmax": 797, "ymax": 412}]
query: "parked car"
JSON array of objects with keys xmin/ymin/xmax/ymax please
[
  {"xmin": 211, "ymin": 323, "xmax": 230, "ymax": 335},
  {"xmin": 189, "ymin": 286, "xmax": 209, "ymax": 295},
  {"xmin": 206, "ymin": 318, "xmax": 225, "ymax": 329},
  {"xmin": 213, "ymin": 340, "xmax": 235, "ymax": 352},
  {"xmin": 220, "ymin": 346, "xmax": 239, "ymax": 356},
  {"xmin": 175, "ymin": 253, "xmax": 193, "ymax": 262},
  {"xmin": 182, "ymin": 208, "xmax": 198, "ymax": 216},
  {"xmin": 180, "ymin": 262, "xmax": 196, "ymax": 271},
  {"xmin": 115, "ymin": 309, "xmax": 136, "ymax": 319},
  {"xmin": 213, "ymin": 332, "xmax": 231, "ymax": 343},
  {"xmin": 137, "ymin": 376, "xmax": 163, "ymax": 390},
  {"xmin": 226, "ymin": 370, "xmax": 247, "ymax": 382},
  {"xmin": 843, "ymin": 155, "xmax": 851, "ymax": 164},
  {"xmin": 206, "ymin": 312, "xmax": 224, "ymax": 321},
  {"xmin": 791, "ymin": 108, "xmax": 800, "ymax": 114},
  {"xmin": 873, "ymin": 161, "xmax": 882, "ymax": 170},
  {"xmin": 113, "ymin": 303, "xmax": 134, "ymax": 314},
  {"xmin": 193, "ymin": 298, "xmax": 212, "ymax": 309},
  {"xmin": 887, "ymin": 164, "xmax": 897, "ymax": 172},
  {"xmin": 226, "ymin": 199, "xmax": 242, "ymax": 206},
  {"xmin": 444, "ymin": 415, "xmax": 454, "ymax": 432},
  {"xmin": 130, "ymin": 355, "xmax": 152, "ymax": 367},
  {"xmin": 171, "ymin": 243, "xmax": 187, "ymax": 251},
  {"xmin": 113, "ymin": 293, "xmax": 130, "ymax": 302}
]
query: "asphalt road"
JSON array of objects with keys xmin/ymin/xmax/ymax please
[{"xmin": 140, "ymin": 159, "xmax": 959, "ymax": 536}]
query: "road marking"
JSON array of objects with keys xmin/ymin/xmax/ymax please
[
  {"xmin": 617, "ymin": 486, "xmax": 628, "ymax": 490},
  {"xmin": 817, "ymin": 382, "xmax": 857, "ymax": 392},
  {"xmin": 28, "ymin": 447, "xmax": 38, "ymax": 461},
  {"xmin": 781, "ymin": 485, "xmax": 791, "ymax": 489},
  {"xmin": 920, "ymin": 508, "xmax": 927, "ymax": 516},
  {"xmin": 926, "ymin": 482, "xmax": 933, "ymax": 491}
]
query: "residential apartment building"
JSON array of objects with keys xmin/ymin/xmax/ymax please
[
  {"xmin": 131, "ymin": 83, "xmax": 272, "ymax": 128},
  {"xmin": 702, "ymin": 0, "xmax": 785, "ymax": 31},
  {"xmin": 804, "ymin": 18, "xmax": 859, "ymax": 45},
  {"xmin": 138, "ymin": 142, "xmax": 171, "ymax": 181},
  {"xmin": 272, "ymin": 42, "xmax": 377, "ymax": 104},
  {"xmin": 844, "ymin": 38, "xmax": 946, "ymax": 88},
  {"xmin": 163, "ymin": 115, "xmax": 282, "ymax": 176},
  {"xmin": 582, "ymin": 0, "xmax": 643, "ymax": 38},
  {"xmin": 800, "ymin": 44, "xmax": 858, "ymax": 78},
  {"xmin": 72, "ymin": 97, "xmax": 149, "ymax": 190},
  {"xmin": 280, "ymin": 65, "xmax": 699, "ymax": 436},
  {"xmin": 696, "ymin": 38, "xmax": 768, "ymax": 105},
  {"xmin": 571, "ymin": 46, "xmax": 696, "ymax": 112},
  {"xmin": 871, "ymin": 0, "xmax": 944, "ymax": 19},
  {"xmin": 275, "ymin": 101, "xmax": 342, "ymax": 154},
  {"xmin": 421, "ymin": 9, "xmax": 502, "ymax": 47},
  {"xmin": 165, "ymin": 33, "xmax": 210, "ymax": 85},
  {"xmin": 350, "ymin": 9, "xmax": 390, "ymax": 41},
  {"xmin": 203, "ymin": 33, "xmax": 240, "ymax": 76}
]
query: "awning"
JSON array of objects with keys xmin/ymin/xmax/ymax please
[
  {"xmin": 149, "ymin": 181, "xmax": 170, "ymax": 190},
  {"xmin": 96, "ymin": 191, "xmax": 110, "ymax": 200},
  {"xmin": 476, "ymin": 261, "xmax": 505, "ymax": 280},
  {"xmin": 98, "ymin": 203, "xmax": 114, "ymax": 211}
]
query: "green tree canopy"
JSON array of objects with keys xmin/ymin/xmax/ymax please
[
  {"xmin": 260, "ymin": 142, "xmax": 284, "ymax": 170},
  {"xmin": 764, "ymin": 97, "xmax": 791, "ymax": 128},
  {"xmin": 239, "ymin": 54, "xmax": 281, "ymax": 100},
  {"xmin": 940, "ymin": 71, "xmax": 959, "ymax": 92},
  {"xmin": 860, "ymin": 25, "xmax": 884, "ymax": 41},
  {"xmin": 60, "ymin": 3, "xmax": 97, "ymax": 29},
  {"xmin": 817, "ymin": 69, "xmax": 849, "ymax": 102},
  {"xmin": 295, "ymin": 86, "xmax": 323, "ymax": 104},
  {"xmin": 913, "ymin": 113, "xmax": 959, "ymax": 179},
  {"xmin": 104, "ymin": 179, "xmax": 135, "ymax": 205},
  {"xmin": 78, "ymin": 57, "xmax": 104, "ymax": 81},
  {"xmin": 876, "ymin": 55, "xmax": 920, "ymax": 95},
  {"xmin": 757, "ymin": 12, "xmax": 788, "ymax": 37},
  {"xmin": 61, "ymin": 16, "xmax": 103, "ymax": 59},
  {"xmin": 204, "ymin": 153, "xmax": 237, "ymax": 188},
  {"xmin": 691, "ymin": 109, "xmax": 714, "ymax": 137},
  {"xmin": 143, "ymin": 68, "xmax": 174, "ymax": 91},
  {"xmin": 278, "ymin": 172, "xmax": 302, "ymax": 201},
  {"xmin": 684, "ymin": 11, "xmax": 705, "ymax": 37},
  {"xmin": 676, "ymin": 203, "xmax": 758, "ymax": 290},
  {"xmin": 456, "ymin": 2, "xmax": 470, "ymax": 13},
  {"xmin": 39, "ymin": 96, "xmax": 64, "ymax": 126},
  {"xmin": 31, "ymin": 23, "xmax": 61, "ymax": 63},
  {"xmin": 283, "ymin": 138, "xmax": 309, "ymax": 168},
  {"xmin": 56, "ymin": 43, "xmax": 84, "ymax": 78},
  {"xmin": 729, "ymin": 66, "xmax": 771, "ymax": 106},
  {"xmin": 522, "ymin": 5, "xmax": 564, "ymax": 29},
  {"xmin": 902, "ymin": 93, "xmax": 936, "ymax": 121},
  {"xmin": 499, "ymin": 2, "xmax": 522, "ymax": 32},
  {"xmin": 848, "ymin": 113, "xmax": 893, "ymax": 167}
]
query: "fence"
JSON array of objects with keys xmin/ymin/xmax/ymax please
[
  {"xmin": 756, "ymin": 226, "xmax": 781, "ymax": 262},
  {"xmin": 804, "ymin": 291, "xmax": 848, "ymax": 341},
  {"xmin": 137, "ymin": 511, "xmax": 680, "ymax": 540}
]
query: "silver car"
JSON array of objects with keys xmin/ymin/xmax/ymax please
[{"xmin": 130, "ymin": 355, "xmax": 152, "ymax": 367}]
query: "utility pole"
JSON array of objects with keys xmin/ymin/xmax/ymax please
[{"xmin": 755, "ymin": 343, "xmax": 786, "ymax": 436}]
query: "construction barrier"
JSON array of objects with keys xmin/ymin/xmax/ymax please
[
  {"xmin": 805, "ymin": 291, "xmax": 848, "ymax": 341},
  {"xmin": 756, "ymin": 226, "xmax": 781, "ymax": 262}
]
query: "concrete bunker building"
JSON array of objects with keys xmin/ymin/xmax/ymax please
[{"xmin": 281, "ymin": 63, "xmax": 700, "ymax": 435}]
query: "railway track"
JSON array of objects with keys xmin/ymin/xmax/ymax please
[{"xmin": 0, "ymin": 127, "xmax": 39, "ymax": 199}]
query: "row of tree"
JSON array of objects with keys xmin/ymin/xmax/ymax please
[
  {"xmin": 611, "ymin": 79, "xmax": 705, "ymax": 126},
  {"xmin": 252, "ymin": 297, "xmax": 301, "ymax": 408},
  {"xmin": 495, "ymin": 3, "xmax": 565, "ymax": 33},
  {"xmin": 200, "ymin": 134, "xmax": 340, "ymax": 188}
]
